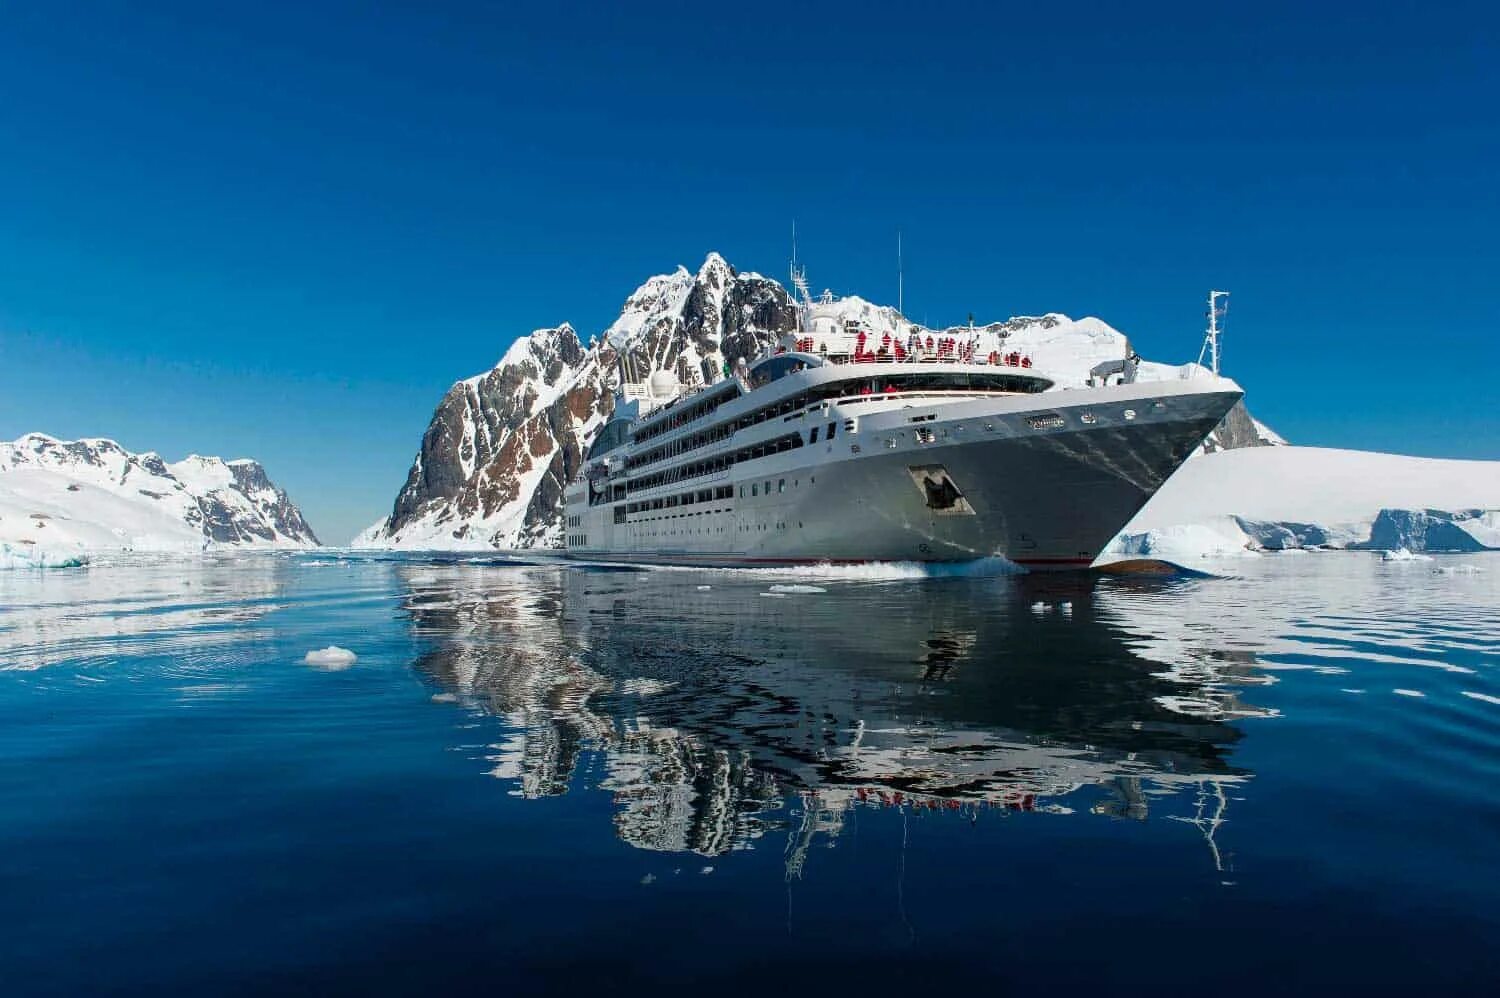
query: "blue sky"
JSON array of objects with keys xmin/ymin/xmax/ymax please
[{"xmin": 2, "ymin": 1, "xmax": 1495, "ymax": 543}]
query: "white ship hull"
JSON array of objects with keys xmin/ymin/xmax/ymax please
[{"xmin": 565, "ymin": 369, "xmax": 1241, "ymax": 570}]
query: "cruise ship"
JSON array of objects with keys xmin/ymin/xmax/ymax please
[{"xmin": 564, "ymin": 280, "xmax": 1242, "ymax": 569}]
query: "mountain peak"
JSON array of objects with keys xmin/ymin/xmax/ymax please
[{"xmin": 698, "ymin": 251, "xmax": 733, "ymax": 277}]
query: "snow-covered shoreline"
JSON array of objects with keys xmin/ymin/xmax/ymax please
[
  {"xmin": 1, "ymin": 433, "xmax": 320, "ymax": 568},
  {"xmin": 1102, "ymin": 446, "xmax": 1500, "ymax": 564}
]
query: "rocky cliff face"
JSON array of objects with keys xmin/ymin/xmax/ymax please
[
  {"xmin": 359, "ymin": 253, "xmax": 1279, "ymax": 550},
  {"xmin": 359, "ymin": 254, "xmax": 799, "ymax": 549},
  {"xmin": 0, "ymin": 433, "xmax": 319, "ymax": 551}
]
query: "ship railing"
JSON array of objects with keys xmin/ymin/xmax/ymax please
[{"xmin": 821, "ymin": 352, "xmax": 1034, "ymax": 369}]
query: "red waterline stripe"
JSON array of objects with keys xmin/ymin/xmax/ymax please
[{"xmin": 569, "ymin": 552, "xmax": 1096, "ymax": 567}]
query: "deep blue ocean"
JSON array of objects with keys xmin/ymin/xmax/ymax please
[{"xmin": 1, "ymin": 552, "xmax": 1496, "ymax": 995}]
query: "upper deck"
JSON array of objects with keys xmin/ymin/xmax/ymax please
[
  {"xmin": 628, "ymin": 344, "xmax": 1050, "ymax": 444},
  {"xmin": 581, "ymin": 283, "xmax": 1062, "ymax": 486}
]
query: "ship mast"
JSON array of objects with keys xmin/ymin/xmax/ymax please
[
  {"xmin": 789, "ymin": 220, "xmax": 812, "ymax": 333},
  {"xmin": 1196, "ymin": 290, "xmax": 1230, "ymax": 375},
  {"xmin": 897, "ymin": 229, "xmax": 903, "ymax": 318}
]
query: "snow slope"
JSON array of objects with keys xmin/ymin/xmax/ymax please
[
  {"xmin": 1, "ymin": 434, "xmax": 319, "ymax": 567},
  {"xmin": 1105, "ymin": 447, "xmax": 1500, "ymax": 562}
]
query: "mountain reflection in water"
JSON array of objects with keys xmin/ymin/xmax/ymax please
[{"xmin": 400, "ymin": 566, "xmax": 1257, "ymax": 873}]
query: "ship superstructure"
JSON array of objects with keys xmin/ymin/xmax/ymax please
[{"xmin": 564, "ymin": 274, "xmax": 1241, "ymax": 568}]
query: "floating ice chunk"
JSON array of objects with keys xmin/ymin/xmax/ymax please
[
  {"xmin": 408, "ymin": 573, "xmax": 438, "ymax": 584},
  {"xmin": 767, "ymin": 584, "xmax": 827, "ymax": 594},
  {"xmin": 1381, "ymin": 547, "xmax": 1431, "ymax": 562},
  {"xmin": 1434, "ymin": 563, "xmax": 1484, "ymax": 575},
  {"xmin": 304, "ymin": 646, "xmax": 357, "ymax": 669},
  {"xmin": 619, "ymin": 678, "xmax": 675, "ymax": 697},
  {"xmin": 1392, "ymin": 688, "xmax": 1425, "ymax": 698},
  {"xmin": 1341, "ymin": 689, "xmax": 1366, "ymax": 694},
  {"xmin": 700, "ymin": 866, "xmax": 714, "ymax": 875},
  {"xmin": 430, "ymin": 692, "xmax": 459, "ymax": 703},
  {"xmin": 1460, "ymin": 691, "xmax": 1500, "ymax": 705},
  {"xmin": 695, "ymin": 585, "xmax": 711, "ymax": 590},
  {"xmin": 1106, "ymin": 521, "xmax": 1255, "ymax": 564},
  {"xmin": 0, "ymin": 546, "xmax": 91, "ymax": 569}
]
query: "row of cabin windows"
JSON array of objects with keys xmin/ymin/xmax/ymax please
[
  {"xmin": 626, "ymin": 432, "xmax": 805, "ymax": 495},
  {"xmin": 628, "ymin": 384, "xmax": 831, "ymax": 469},
  {"xmin": 632, "ymin": 383, "xmax": 742, "ymax": 444},
  {"xmin": 620, "ymin": 475, "xmax": 818, "ymax": 520},
  {"xmin": 624, "ymin": 484, "xmax": 735, "ymax": 515},
  {"xmin": 740, "ymin": 476, "xmax": 806, "ymax": 497},
  {"xmin": 626, "ymin": 371, "xmax": 1041, "ymax": 472}
]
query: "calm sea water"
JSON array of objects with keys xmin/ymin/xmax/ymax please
[{"xmin": 1, "ymin": 552, "xmax": 1496, "ymax": 995}]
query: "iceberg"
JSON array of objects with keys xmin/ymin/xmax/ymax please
[{"xmin": 303, "ymin": 646, "xmax": 358, "ymax": 669}]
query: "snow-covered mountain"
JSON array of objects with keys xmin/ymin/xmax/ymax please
[
  {"xmin": 357, "ymin": 252, "xmax": 1278, "ymax": 551},
  {"xmin": 1, "ymin": 434, "xmax": 319, "ymax": 566}
]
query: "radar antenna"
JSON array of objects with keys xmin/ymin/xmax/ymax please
[{"xmin": 1196, "ymin": 290, "xmax": 1230, "ymax": 375}]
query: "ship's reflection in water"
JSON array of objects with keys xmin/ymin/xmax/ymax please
[{"xmin": 399, "ymin": 565, "xmax": 1263, "ymax": 875}]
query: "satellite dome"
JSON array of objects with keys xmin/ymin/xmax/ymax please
[{"xmin": 648, "ymin": 369, "xmax": 680, "ymax": 398}]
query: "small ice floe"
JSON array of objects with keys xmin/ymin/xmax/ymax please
[
  {"xmin": 303, "ymin": 646, "xmax": 358, "ymax": 670},
  {"xmin": 408, "ymin": 573, "xmax": 438, "ymax": 584},
  {"xmin": 303, "ymin": 559, "xmax": 336, "ymax": 567},
  {"xmin": 640, "ymin": 873, "xmax": 656, "ymax": 885},
  {"xmin": 1434, "ymin": 564, "xmax": 1485, "ymax": 575},
  {"xmin": 1460, "ymin": 691, "xmax": 1500, "ymax": 705},
  {"xmin": 1341, "ymin": 689, "xmax": 1366, "ymax": 694},
  {"xmin": 618, "ymin": 677, "xmax": 675, "ymax": 697},
  {"xmin": 767, "ymin": 584, "xmax": 827, "ymax": 594},
  {"xmin": 1392, "ymin": 688, "xmax": 1425, "ymax": 698},
  {"xmin": 700, "ymin": 866, "xmax": 714, "ymax": 875},
  {"xmin": 1381, "ymin": 547, "xmax": 1432, "ymax": 562},
  {"xmin": 695, "ymin": 584, "xmax": 711, "ymax": 591},
  {"xmin": 430, "ymin": 692, "xmax": 459, "ymax": 704}
]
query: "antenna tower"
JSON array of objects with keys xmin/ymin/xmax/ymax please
[
  {"xmin": 789, "ymin": 220, "xmax": 812, "ymax": 332},
  {"xmin": 1196, "ymin": 290, "xmax": 1230, "ymax": 375}
]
